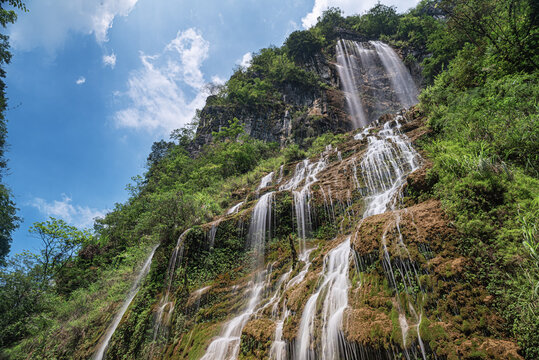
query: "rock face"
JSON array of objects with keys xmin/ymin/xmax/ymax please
[
  {"xmin": 190, "ymin": 38, "xmax": 423, "ymax": 152},
  {"xmin": 190, "ymin": 53, "xmax": 350, "ymax": 152}
]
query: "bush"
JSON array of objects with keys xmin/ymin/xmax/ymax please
[{"xmin": 285, "ymin": 30, "xmax": 322, "ymax": 63}]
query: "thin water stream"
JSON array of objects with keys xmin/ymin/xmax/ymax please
[{"xmin": 93, "ymin": 245, "xmax": 158, "ymax": 360}]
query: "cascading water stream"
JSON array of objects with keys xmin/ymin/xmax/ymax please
[
  {"xmin": 257, "ymin": 171, "xmax": 274, "ymax": 193},
  {"xmin": 269, "ymin": 248, "xmax": 314, "ymax": 360},
  {"xmin": 280, "ymin": 150, "xmax": 330, "ymax": 253},
  {"xmin": 267, "ymin": 149, "xmax": 335, "ymax": 360},
  {"xmin": 207, "ymin": 220, "xmax": 221, "ymax": 249},
  {"xmin": 201, "ymin": 191, "xmax": 274, "ymax": 360},
  {"xmin": 295, "ymin": 238, "xmax": 351, "ymax": 360},
  {"xmin": 294, "ymin": 116, "xmax": 422, "ymax": 360},
  {"xmin": 227, "ymin": 201, "xmax": 244, "ymax": 215},
  {"xmin": 148, "ymin": 229, "xmax": 191, "ymax": 357},
  {"xmin": 360, "ymin": 117, "xmax": 420, "ymax": 217},
  {"xmin": 335, "ymin": 39, "xmax": 368, "ymax": 128},
  {"xmin": 93, "ymin": 244, "xmax": 158, "ymax": 360},
  {"xmin": 335, "ymin": 39, "xmax": 419, "ymax": 128},
  {"xmin": 357, "ymin": 117, "xmax": 427, "ymax": 358},
  {"xmin": 371, "ymin": 41, "xmax": 418, "ymax": 108}
]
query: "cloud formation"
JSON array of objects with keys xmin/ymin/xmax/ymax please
[
  {"xmin": 103, "ymin": 52, "xmax": 117, "ymax": 68},
  {"xmin": 10, "ymin": 0, "xmax": 139, "ymax": 52},
  {"xmin": 238, "ymin": 52, "xmax": 252, "ymax": 68},
  {"xmin": 31, "ymin": 194, "xmax": 108, "ymax": 229},
  {"xmin": 114, "ymin": 28, "xmax": 210, "ymax": 134},
  {"xmin": 302, "ymin": 0, "xmax": 418, "ymax": 28},
  {"xmin": 76, "ymin": 76, "xmax": 86, "ymax": 85}
]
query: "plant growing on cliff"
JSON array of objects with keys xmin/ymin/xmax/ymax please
[
  {"xmin": 284, "ymin": 30, "xmax": 322, "ymax": 63},
  {"xmin": 212, "ymin": 117, "xmax": 245, "ymax": 142}
]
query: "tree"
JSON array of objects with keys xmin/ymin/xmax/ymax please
[
  {"xmin": 212, "ymin": 117, "xmax": 245, "ymax": 142},
  {"xmin": 0, "ymin": 251, "xmax": 42, "ymax": 347},
  {"xmin": 0, "ymin": 184, "xmax": 18, "ymax": 264},
  {"xmin": 0, "ymin": 0, "xmax": 26, "ymax": 265},
  {"xmin": 353, "ymin": 3, "xmax": 400, "ymax": 38},
  {"xmin": 439, "ymin": 0, "xmax": 538, "ymax": 71},
  {"xmin": 313, "ymin": 7, "xmax": 345, "ymax": 43},
  {"xmin": 285, "ymin": 30, "xmax": 322, "ymax": 63},
  {"xmin": 146, "ymin": 140, "xmax": 175, "ymax": 168},
  {"xmin": 29, "ymin": 218, "xmax": 88, "ymax": 288}
]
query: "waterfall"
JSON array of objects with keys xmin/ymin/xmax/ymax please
[
  {"xmin": 335, "ymin": 39, "xmax": 419, "ymax": 128},
  {"xmin": 227, "ymin": 201, "xmax": 244, "ymax": 215},
  {"xmin": 360, "ymin": 117, "xmax": 420, "ymax": 217},
  {"xmin": 93, "ymin": 245, "xmax": 158, "ymax": 360},
  {"xmin": 335, "ymin": 39, "xmax": 368, "ymax": 128},
  {"xmin": 257, "ymin": 171, "xmax": 274, "ymax": 192},
  {"xmin": 201, "ymin": 192, "xmax": 274, "ymax": 360},
  {"xmin": 294, "ymin": 116, "xmax": 422, "ymax": 359},
  {"xmin": 371, "ymin": 41, "xmax": 418, "ymax": 108},
  {"xmin": 150, "ymin": 229, "xmax": 190, "ymax": 350},
  {"xmin": 358, "ymin": 117, "xmax": 427, "ymax": 358},
  {"xmin": 269, "ymin": 248, "xmax": 314, "ymax": 360},
  {"xmin": 247, "ymin": 191, "xmax": 274, "ymax": 266},
  {"xmin": 295, "ymin": 238, "xmax": 351, "ymax": 360},
  {"xmin": 207, "ymin": 220, "xmax": 221, "ymax": 248},
  {"xmin": 280, "ymin": 154, "xmax": 329, "ymax": 252}
]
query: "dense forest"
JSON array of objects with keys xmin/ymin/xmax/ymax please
[{"xmin": 0, "ymin": 0, "xmax": 537, "ymax": 359}]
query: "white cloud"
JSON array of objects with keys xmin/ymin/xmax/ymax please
[
  {"xmin": 103, "ymin": 52, "xmax": 117, "ymax": 68},
  {"xmin": 10, "ymin": 0, "xmax": 139, "ymax": 52},
  {"xmin": 302, "ymin": 0, "xmax": 419, "ymax": 29},
  {"xmin": 31, "ymin": 194, "xmax": 108, "ymax": 229},
  {"xmin": 238, "ymin": 52, "xmax": 252, "ymax": 68},
  {"xmin": 76, "ymin": 76, "xmax": 86, "ymax": 85},
  {"xmin": 114, "ymin": 28, "xmax": 210, "ymax": 134},
  {"xmin": 210, "ymin": 75, "xmax": 226, "ymax": 85}
]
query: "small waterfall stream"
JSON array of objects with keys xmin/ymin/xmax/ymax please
[
  {"xmin": 371, "ymin": 41, "xmax": 418, "ymax": 108},
  {"xmin": 357, "ymin": 117, "xmax": 426, "ymax": 358},
  {"xmin": 335, "ymin": 40, "xmax": 368, "ymax": 128},
  {"xmin": 360, "ymin": 117, "xmax": 421, "ymax": 217},
  {"xmin": 296, "ymin": 238, "xmax": 351, "ymax": 360},
  {"xmin": 149, "ymin": 229, "xmax": 191, "ymax": 357},
  {"xmin": 257, "ymin": 171, "xmax": 274, "ymax": 193},
  {"xmin": 280, "ymin": 149, "xmax": 331, "ymax": 252},
  {"xmin": 227, "ymin": 201, "xmax": 244, "ymax": 215},
  {"xmin": 93, "ymin": 245, "xmax": 158, "ymax": 360},
  {"xmin": 201, "ymin": 191, "xmax": 274, "ymax": 360}
]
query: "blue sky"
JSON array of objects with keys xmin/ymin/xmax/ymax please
[{"xmin": 5, "ymin": 0, "xmax": 418, "ymax": 255}]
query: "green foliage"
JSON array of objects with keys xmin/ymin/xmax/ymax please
[
  {"xmin": 28, "ymin": 218, "xmax": 91, "ymax": 289},
  {"xmin": 212, "ymin": 117, "xmax": 245, "ymax": 142},
  {"xmin": 417, "ymin": 4, "xmax": 539, "ymax": 350},
  {"xmin": 311, "ymin": 7, "xmax": 345, "ymax": 45},
  {"xmin": 0, "ymin": 184, "xmax": 18, "ymax": 264},
  {"xmin": 283, "ymin": 143, "xmax": 306, "ymax": 163},
  {"xmin": 284, "ymin": 30, "xmax": 322, "ymax": 63},
  {"xmin": 0, "ymin": 252, "xmax": 41, "ymax": 349},
  {"xmin": 351, "ymin": 4, "xmax": 400, "ymax": 38},
  {"xmin": 421, "ymin": 71, "xmax": 538, "ymax": 175},
  {"xmin": 305, "ymin": 132, "xmax": 347, "ymax": 157},
  {"xmin": 210, "ymin": 46, "xmax": 321, "ymax": 109},
  {"xmin": 439, "ymin": 0, "xmax": 538, "ymax": 73},
  {"xmin": 146, "ymin": 140, "xmax": 175, "ymax": 169},
  {"xmin": 0, "ymin": 0, "xmax": 26, "ymax": 265}
]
